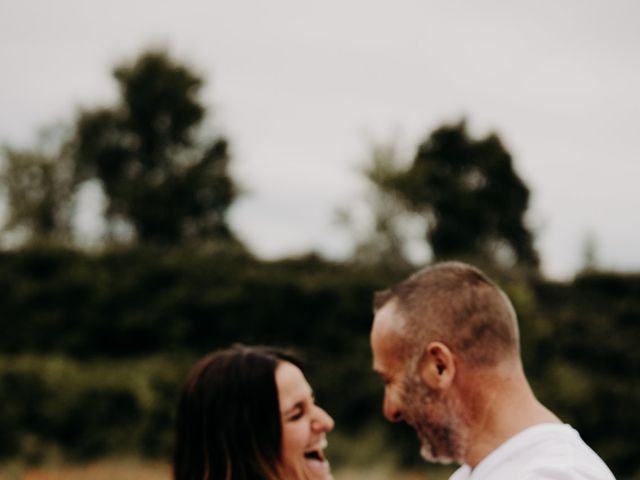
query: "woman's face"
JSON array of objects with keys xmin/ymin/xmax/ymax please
[{"xmin": 276, "ymin": 361, "xmax": 334, "ymax": 480}]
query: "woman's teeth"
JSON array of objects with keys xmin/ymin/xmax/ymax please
[{"xmin": 304, "ymin": 438, "xmax": 328, "ymax": 461}]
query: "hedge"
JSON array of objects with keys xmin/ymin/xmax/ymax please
[{"xmin": 0, "ymin": 247, "xmax": 638, "ymax": 477}]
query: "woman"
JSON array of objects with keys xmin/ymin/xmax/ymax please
[{"xmin": 173, "ymin": 344, "xmax": 334, "ymax": 480}]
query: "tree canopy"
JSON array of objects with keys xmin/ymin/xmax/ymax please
[
  {"xmin": 373, "ymin": 121, "xmax": 539, "ymax": 269},
  {"xmin": 0, "ymin": 128, "xmax": 74, "ymax": 246},
  {"xmin": 72, "ymin": 50, "xmax": 236, "ymax": 246}
]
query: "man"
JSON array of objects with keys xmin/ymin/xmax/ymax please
[{"xmin": 370, "ymin": 261, "xmax": 615, "ymax": 479}]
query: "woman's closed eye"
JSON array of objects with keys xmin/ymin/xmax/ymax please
[{"xmin": 287, "ymin": 404, "xmax": 305, "ymax": 421}]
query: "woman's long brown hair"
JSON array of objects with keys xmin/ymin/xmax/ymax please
[{"xmin": 173, "ymin": 345, "xmax": 301, "ymax": 480}]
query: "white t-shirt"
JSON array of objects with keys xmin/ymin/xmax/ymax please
[{"xmin": 449, "ymin": 424, "xmax": 615, "ymax": 480}]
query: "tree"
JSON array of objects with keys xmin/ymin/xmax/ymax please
[
  {"xmin": 337, "ymin": 142, "xmax": 425, "ymax": 272},
  {"xmin": 0, "ymin": 127, "xmax": 74, "ymax": 245},
  {"xmin": 72, "ymin": 49, "xmax": 236, "ymax": 246},
  {"xmin": 373, "ymin": 121, "xmax": 539, "ymax": 269},
  {"xmin": 580, "ymin": 231, "xmax": 599, "ymax": 273}
]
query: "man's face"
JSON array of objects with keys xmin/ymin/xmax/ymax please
[
  {"xmin": 400, "ymin": 365, "xmax": 464, "ymax": 464},
  {"xmin": 371, "ymin": 301, "xmax": 465, "ymax": 464}
]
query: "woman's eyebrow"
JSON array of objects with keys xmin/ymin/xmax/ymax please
[{"xmin": 282, "ymin": 401, "xmax": 304, "ymax": 416}]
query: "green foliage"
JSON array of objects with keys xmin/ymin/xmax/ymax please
[
  {"xmin": 0, "ymin": 49, "xmax": 237, "ymax": 249},
  {"xmin": 0, "ymin": 355, "xmax": 191, "ymax": 462},
  {"xmin": 0, "ymin": 248, "xmax": 637, "ymax": 478},
  {"xmin": 338, "ymin": 143, "xmax": 421, "ymax": 271},
  {"xmin": 0, "ymin": 248, "xmax": 396, "ymax": 462},
  {"xmin": 72, "ymin": 50, "xmax": 236, "ymax": 245},
  {"xmin": 0, "ymin": 128, "xmax": 74, "ymax": 245},
  {"xmin": 0, "ymin": 247, "xmax": 394, "ymax": 359},
  {"xmin": 372, "ymin": 121, "xmax": 538, "ymax": 269},
  {"xmin": 531, "ymin": 272, "xmax": 640, "ymax": 478}
]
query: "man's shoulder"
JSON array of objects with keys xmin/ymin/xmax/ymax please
[
  {"xmin": 521, "ymin": 464, "xmax": 615, "ymax": 480},
  {"xmin": 448, "ymin": 459, "xmax": 615, "ymax": 480},
  {"xmin": 447, "ymin": 424, "xmax": 615, "ymax": 480},
  {"xmin": 521, "ymin": 425, "xmax": 615, "ymax": 479},
  {"xmin": 448, "ymin": 464, "xmax": 471, "ymax": 480},
  {"xmin": 520, "ymin": 439, "xmax": 615, "ymax": 480}
]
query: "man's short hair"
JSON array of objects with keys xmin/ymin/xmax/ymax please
[{"xmin": 374, "ymin": 261, "xmax": 520, "ymax": 366}]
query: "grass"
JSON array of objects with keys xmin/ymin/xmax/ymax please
[
  {"xmin": 0, "ymin": 459, "xmax": 454, "ymax": 480},
  {"xmin": 0, "ymin": 459, "xmax": 169, "ymax": 480}
]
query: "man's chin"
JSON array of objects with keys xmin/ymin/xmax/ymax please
[{"xmin": 420, "ymin": 443, "xmax": 455, "ymax": 465}]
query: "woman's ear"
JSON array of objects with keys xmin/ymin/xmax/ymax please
[{"xmin": 420, "ymin": 341, "xmax": 456, "ymax": 390}]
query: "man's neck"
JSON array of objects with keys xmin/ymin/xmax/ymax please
[{"xmin": 460, "ymin": 365, "xmax": 561, "ymax": 468}]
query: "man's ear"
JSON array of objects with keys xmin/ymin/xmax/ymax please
[{"xmin": 420, "ymin": 341, "xmax": 456, "ymax": 390}]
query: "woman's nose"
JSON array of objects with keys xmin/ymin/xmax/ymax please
[{"xmin": 312, "ymin": 405, "xmax": 335, "ymax": 432}]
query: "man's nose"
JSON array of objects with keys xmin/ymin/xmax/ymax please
[{"xmin": 383, "ymin": 393, "xmax": 403, "ymax": 423}]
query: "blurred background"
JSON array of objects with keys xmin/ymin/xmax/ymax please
[{"xmin": 0, "ymin": 1, "xmax": 638, "ymax": 479}]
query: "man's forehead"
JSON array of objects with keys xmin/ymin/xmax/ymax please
[
  {"xmin": 371, "ymin": 300, "xmax": 406, "ymax": 373},
  {"xmin": 372, "ymin": 299, "xmax": 403, "ymax": 337}
]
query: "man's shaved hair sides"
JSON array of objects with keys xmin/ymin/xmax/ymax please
[{"xmin": 374, "ymin": 261, "xmax": 520, "ymax": 366}]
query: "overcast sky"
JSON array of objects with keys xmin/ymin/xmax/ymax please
[{"xmin": 1, "ymin": 0, "xmax": 639, "ymax": 278}]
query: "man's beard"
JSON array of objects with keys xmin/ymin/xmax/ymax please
[{"xmin": 401, "ymin": 374, "xmax": 466, "ymax": 464}]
